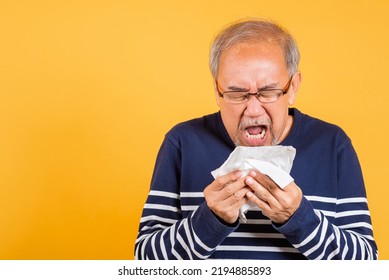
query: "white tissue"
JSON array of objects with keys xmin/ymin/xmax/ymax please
[
  {"xmin": 211, "ymin": 146, "xmax": 296, "ymax": 223},
  {"xmin": 245, "ymin": 159, "xmax": 294, "ymax": 188}
]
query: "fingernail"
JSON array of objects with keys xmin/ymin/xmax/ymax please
[
  {"xmin": 250, "ymin": 170, "xmax": 256, "ymax": 177},
  {"xmin": 235, "ymin": 171, "xmax": 242, "ymax": 177},
  {"xmin": 246, "ymin": 177, "xmax": 253, "ymax": 184}
]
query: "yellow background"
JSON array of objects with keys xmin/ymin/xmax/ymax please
[{"xmin": 0, "ymin": 0, "xmax": 388, "ymax": 259}]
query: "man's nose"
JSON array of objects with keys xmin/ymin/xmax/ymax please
[{"xmin": 244, "ymin": 95, "xmax": 266, "ymax": 117}]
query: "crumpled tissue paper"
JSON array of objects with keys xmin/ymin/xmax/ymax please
[{"xmin": 211, "ymin": 145, "xmax": 296, "ymax": 223}]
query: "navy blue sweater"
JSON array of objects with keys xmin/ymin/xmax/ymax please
[{"xmin": 135, "ymin": 108, "xmax": 377, "ymax": 259}]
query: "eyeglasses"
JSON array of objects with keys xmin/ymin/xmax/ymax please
[{"xmin": 216, "ymin": 76, "xmax": 293, "ymax": 104}]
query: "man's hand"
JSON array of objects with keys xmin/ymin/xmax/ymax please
[
  {"xmin": 204, "ymin": 170, "xmax": 250, "ymax": 224},
  {"xmin": 245, "ymin": 170, "xmax": 302, "ymax": 224}
]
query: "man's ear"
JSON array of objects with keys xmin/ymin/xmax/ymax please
[{"xmin": 288, "ymin": 71, "xmax": 302, "ymax": 106}]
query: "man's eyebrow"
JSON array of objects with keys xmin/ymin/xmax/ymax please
[
  {"xmin": 258, "ymin": 83, "xmax": 278, "ymax": 91},
  {"xmin": 227, "ymin": 82, "xmax": 279, "ymax": 91},
  {"xmin": 226, "ymin": 85, "xmax": 249, "ymax": 91}
]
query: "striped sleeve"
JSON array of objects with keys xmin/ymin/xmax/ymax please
[
  {"xmin": 135, "ymin": 191, "xmax": 237, "ymax": 259},
  {"xmin": 275, "ymin": 196, "xmax": 377, "ymax": 259},
  {"xmin": 275, "ymin": 130, "xmax": 378, "ymax": 259},
  {"xmin": 134, "ymin": 135, "xmax": 237, "ymax": 259}
]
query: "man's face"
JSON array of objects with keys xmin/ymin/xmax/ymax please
[{"xmin": 215, "ymin": 42, "xmax": 300, "ymax": 146}]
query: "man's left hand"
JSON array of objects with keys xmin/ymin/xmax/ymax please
[{"xmin": 245, "ymin": 170, "xmax": 302, "ymax": 224}]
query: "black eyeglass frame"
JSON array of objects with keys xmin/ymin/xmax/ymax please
[{"xmin": 215, "ymin": 75, "xmax": 293, "ymax": 104}]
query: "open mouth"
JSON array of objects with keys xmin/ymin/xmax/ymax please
[{"xmin": 245, "ymin": 125, "xmax": 267, "ymax": 140}]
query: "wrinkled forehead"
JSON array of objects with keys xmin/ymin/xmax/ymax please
[
  {"xmin": 217, "ymin": 39, "xmax": 287, "ymax": 70},
  {"xmin": 218, "ymin": 41, "xmax": 287, "ymax": 71}
]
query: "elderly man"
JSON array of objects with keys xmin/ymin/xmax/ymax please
[{"xmin": 135, "ymin": 19, "xmax": 377, "ymax": 259}]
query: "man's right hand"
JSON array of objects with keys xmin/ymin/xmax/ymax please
[{"xmin": 203, "ymin": 170, "xmax": 250, "ymax": 224}]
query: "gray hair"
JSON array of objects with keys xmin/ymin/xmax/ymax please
[{"xmin": 209, "ymin": 19, "xmax": 300, "ymax": 79}]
